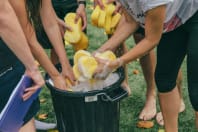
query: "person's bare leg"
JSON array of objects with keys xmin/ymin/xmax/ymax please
[
  {"xmin": 134, "ymin": 34, "xmax": 156, "ymax": 120},
  {"xmin": 138, "ymin": 50, "xmax": 157, "ymax": 120},
  {"xmin": 177, "ymin": 69, "xmax": 185, "ymax": 112},
  {"xmin": 19, "ymin": 118, "xmax": 36, "ymax": 132},
  {"xmin": 114, "ymin": 42, "xmax": 131, "ymax": 95},
  {"xmin": 196, "ymin": 112, "xmax": 198, "ymax": 129},
  {"xmin": 121, "ymin": 43, "xmax": 131, "ymax": 95},
  {"xmin": 156, "ymin": 69, "xmax": 185, "ymax": 126},
  {"xmin": 159, "ymin": 87, "xmax": 180, "ymax": 132}
]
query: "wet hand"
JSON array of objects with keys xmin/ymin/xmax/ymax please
[
  {"xmin": 114, "ymin": 1, "xmax": 122, "ymax": 14},
  {"xmin": 61, "ymin": 64, "xmax": 76, "ymax": 85},
  {"xmin": 93, "ymin": 57, "xmax": 123, "ymax": 79},
  {"xmin": 52, "ymin": 74, "xmax": 69, "ymax": 91}
]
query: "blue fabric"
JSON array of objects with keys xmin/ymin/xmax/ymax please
[{"xmin": 0, "ymin": 61, "xmax": 40, "ymax": 124}]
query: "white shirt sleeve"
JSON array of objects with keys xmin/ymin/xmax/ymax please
[{"xmin": 140, "ymin": 0, "xmax": 173, "ymax": 13}]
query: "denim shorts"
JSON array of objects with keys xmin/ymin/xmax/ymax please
[{"xmin": 0, "ymin": 61, "xmax": 40, "ymax": 124}]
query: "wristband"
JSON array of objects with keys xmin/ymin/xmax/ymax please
[{"xmin": 78, "ymin": 1, "xmax": 86, "ymax": 6}]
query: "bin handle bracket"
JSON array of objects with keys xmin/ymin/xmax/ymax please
[{"xmin": 100, "ymin": 88, "xmax": 128, "ymax": 102}]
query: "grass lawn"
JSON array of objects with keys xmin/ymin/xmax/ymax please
[{"xmin": 36, "ymin": 1, "xmax": 196, "ymax": 132}]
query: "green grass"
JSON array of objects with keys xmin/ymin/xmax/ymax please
[{"xmin": 36, "ymin": 1, "xmax": 196, "ymax": 132}]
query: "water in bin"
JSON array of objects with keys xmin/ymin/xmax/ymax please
[{"xmin": 48, "ymin": 72, "xmax": 120, "ymax": 92}]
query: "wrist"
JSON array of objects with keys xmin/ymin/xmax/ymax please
[
  {"xmin": 26, "ymin": 64, "xmax": 39, "ymax": 73},
  {"xmin": 61, "ymin": 63, "xmax": 71, "ymax": 71},
  {"xmin": 50, "ymin": 73, "xmax": 62, "ymax": 81},
  {"xmin": 60, "ymin": 58, "xmax": 71, "ymax": 67},
  {"xmin": 25, "ymin": 65, "xmax": 40, "ymax": 77},
  {"xmin": 116, "ymin": 58, "xmax": 124, "ymax": 67}
]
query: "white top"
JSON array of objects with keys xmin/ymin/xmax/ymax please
[{"xmin": 119, "ymin": 0, "xmax": 198, "ymax": 32}]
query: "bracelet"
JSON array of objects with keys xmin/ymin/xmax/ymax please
[{"xmin": 78, "ymin": 1, "xmax": 86, "ymax": 6}]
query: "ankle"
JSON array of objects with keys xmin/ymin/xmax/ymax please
[
  {"xmin": 145, "ymin": 88, "xmax": 156, "ymax": 98},
  {"xmin": 179, "ymin": 100, "xmax": 185, "ymax": 113},
  {"xmin": 145, "ymin": 92, "xmax": 156, "ymax": 100}
]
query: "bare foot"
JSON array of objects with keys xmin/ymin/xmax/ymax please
[
  {"xmin": 139, "ymin": 95, "xmax": 156, "ymax": 121},
  {"xmin": 156, "ymin": 100, "xmax": 185, "ymax": 126},
  {"xmin": 179, "ymin": 99, "xmax": 185, "ymax": 113},
  {"xmin": 121, "ymin": 81, "xmax": 131, "ymax": 96},
  {"xmin": 156, "ymin": 112, "xmax": 164, "ymax": 126}
]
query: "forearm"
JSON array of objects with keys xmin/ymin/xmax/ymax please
[
  {"xmin": 28, "ymin": 35, "xmax": 61, "ymax": 78},
  {"xmin": 120, "ymin": 5, "xmax": 165, "ymax": 65},
  {"xmin": 120, "ymin": 38, "xmax": 157, "ymax": 64},
  {"xmin": 0, "ymin": 1, "xmax": 37, "ymax": 71},
  {"xmin": 9, "ymin": 0, "xmax": 63, "ymax": 80},
  {"xmin": 43, "ymin": 24, "xmax": 70, "ymax": 67},
  {"xmin": 99, "ymin": 13, "xmax": 138, "ymax": 51},
  {"xmin": 40, "ymin": 1, "xmax": 70, "ymax": 68}
]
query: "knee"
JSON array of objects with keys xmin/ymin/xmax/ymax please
[{"xmin": 155, "ymin": 73, "xmax": 176, "ymax": 93}]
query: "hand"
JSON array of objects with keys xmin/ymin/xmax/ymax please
[
  {"xmin": 61, "ymin": 63, "xmax": 76, "ymax": 85},
  {"xmin": 93, "ymin": 57, "xmax": 124, "ymax": 79},
  {"xmin": 51, "ymin": 74, "xmax": 69, "ymax": 91},
  {"xmin": 114, "ymin": 1, "xmax": 122, "ymax": 14},
  {"xmin": 56, "ymin": 17, "xmax": 72, "ymax": 37},
  {"xmin": 23, "ymin": 68, "xmax": 44, "ymax": 101},
  {"xmin": 75, "ymin": 4, "xmax": 87, "ymax": 31},
  {"xmin": 91, "ymin": 49, "xmax": 104, "ymax": 57}
]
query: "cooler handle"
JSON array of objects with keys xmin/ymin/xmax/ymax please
[{"xmin": 100, "ymin": 87, "xmax": 128, "ymax": 102}]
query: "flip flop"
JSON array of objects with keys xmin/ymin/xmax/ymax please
[{"xmin": 137, "ymin": 120, "xmax": 154, "ymax": 129}]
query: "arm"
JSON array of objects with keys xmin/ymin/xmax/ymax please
[
  {"xmin": 0, "ymin": 0, "xmax": 44, "ymax": 100},
  {"xmin": 98, "ymin": 9, "xmax": 139, "ymax": 52},
  {"xmin": 9, "ymin": 0, "xmax": 69, "ymax": 90},
  {"xmin": 40, "ymin": 0, "xmax": 75, "ymax": 82},
  {"xmin": 0, "ymin": 0, "xmax": 37, "ymax": 72},
  {"xmin": 120, "ymin": 5, "xmax": 166, "ymax": 64},
  {"xmin": 94, "ymin": 5, "xmax": 166, "ymax": 79},
  {"xmin": 76, "ymin": 0, "xmax": 87, "ymax": 30}
]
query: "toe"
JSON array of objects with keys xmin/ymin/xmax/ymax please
[{"xmin": 156, "ymin": 112, "xmax": 164, "ymax": 126}]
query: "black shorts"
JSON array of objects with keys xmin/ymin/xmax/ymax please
[
  {"xmin": 135, "ymin": 27, "xmax": 145, "ymax": 36},
  {"xmin": 36, "ymin": 0, "xmax": 78, "ymax": 49},
  {"xmin": 52, "ymin": 0, "xmax": 78, "ymax": 19},
  {"xmin": 0, "ymin": 61, "xmax": 40, "ymax": 124}
]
